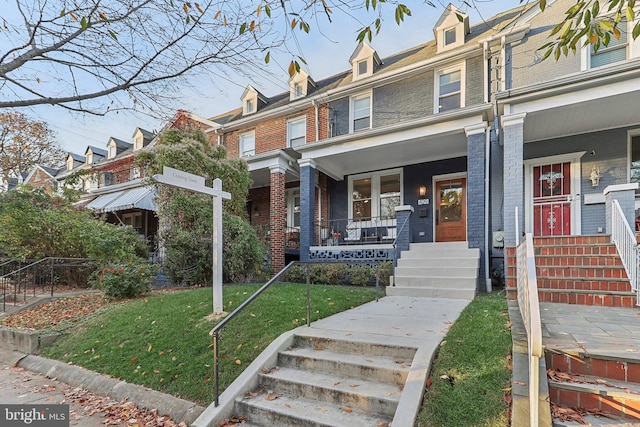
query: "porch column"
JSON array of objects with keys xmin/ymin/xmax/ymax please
[
  {"xmin": 394, "ymin": 205, "xmax": 413, "ymax": 264},
  {"xmin": 299, "ymin": 159, "xmax": 316, "ymax": 262},
  {"xmin": 501, "ymin": 113, "xmax": 527, "ymax": 247},
  {"xmin": 605, "ymin": 183, "xmax": 639, "ymax": 234},
  {"xmin": 270, "ymin": 165, "xmax": 286, "ymax": 271},
  {"xmin": 465, "ymin": 123, "xmax": 488, "ymax": 292}
]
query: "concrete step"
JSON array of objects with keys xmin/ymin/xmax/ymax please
[
  {"xmin": 277, "ymin": 347, "xmax": 409, "ymax": 386},
  {"xmin": 393, "ymin": 266, "xmax": 478, "ymax": 278},
  {"xmin": 396, "ymin": 256, "xmax": 479, "ymax": 268},
  {"xmin": 292, "ymin": 333, "xmax": 415, "ymax": 361},
  {"xmin": 408, "ymin": 241, "xmax": 470, "ymax": 251},
  {"xmin": 391, "ymin": 276, "xmax": 477, "ymax": 289},
  {"xmin": 258, "ymin": 367, "xmax": 402, "ymax": 417},
  {"xmin": 386, "ymin": 286, "xmax": 475, "ymax": 299},
  {"xmin": 236, "ymin": 392, "xmax": 392, "ymax": 427},
  {"xmin": 401, "ymin": 248, "xmax": 479, "ymax": 258},
  {"xmin": 548, "ymin": 374, "xmax": 640, "ymax": 420}
]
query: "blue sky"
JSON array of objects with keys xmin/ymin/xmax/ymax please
[{"xmin": 23, "ymin": 0, "xmax": 527, "ymax": 158}]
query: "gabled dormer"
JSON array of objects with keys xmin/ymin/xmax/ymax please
[
  {"xmin": 241, "ymin": 85, "xmax": 268, "ymax": 116},
  {"xmin": 289, "ymin": 70, "xmax": 316, "ymax": 101},
  {"xmin": 107, "ymin": 137, "xmax": 132, "ymax": 158},
  {"xmin": 349, "ymin": 41, "xmax": 382, "ymax": 81},
  {"xmin": 66, "ymin": 153, "xmax": 85, "ymax": 171},
  {"xmin": 434, "ymin": 4, "xmax": 470, "ymax": 53},
  {"xmin": 85, "ymin": 146, "xmax": 107, "ymax": 165},
  {"xmin": 132, "ymin": 127, "xmax": 155, "ymax": 151}
]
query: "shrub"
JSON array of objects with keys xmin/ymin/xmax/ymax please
[
  {"xmin": 378, "ymin": 261, "xmax": 392, "ymax": 286},
  {"xmin": 223, "ymin": 213, "xmax": 265, "ymax": 283},
  {"xmin": 90, "ymin": 261, "xmax": 158, "ymax": 299},
  {"xmin": 349, "ymin": 265, "xmax": 375, "ymax": 286}
]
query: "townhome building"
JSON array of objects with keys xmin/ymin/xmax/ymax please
[{"xmin": 203, "ymin": 4, "xmax": 541, "ymax": 293}]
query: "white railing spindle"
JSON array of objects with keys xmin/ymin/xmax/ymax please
[{"xmin": 610, "ymin": 200, "xmax": 639, "ymax": 305}]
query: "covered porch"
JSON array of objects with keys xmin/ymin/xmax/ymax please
[{"xmin": 296, "ymin": 105, "xmax": 493, "ymax": 290}]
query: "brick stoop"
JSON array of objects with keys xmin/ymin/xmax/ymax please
[
  {"xmin": 505, "ymin": 235, "xmax": 637, "ymax": 308},
  {"xmin": 540, "ymin": 302, "xmax": 640, "ymax": 425}
]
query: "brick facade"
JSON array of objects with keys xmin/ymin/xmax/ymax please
[
  {"xmin": 24, "ymin": 168, "xmax": 56, "ymax": 194},
  {"xmin": 270, "ymin": 171, "xmax": 286, "ymax": 271}
]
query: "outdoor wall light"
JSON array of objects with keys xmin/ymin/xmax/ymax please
[
  {"xmin": 418, "ymin": 186, "xmax": 427, "ymax": 197},
  {"xmin": 590, "ymin": 165, "xmax": 601, "ymax": 187}
]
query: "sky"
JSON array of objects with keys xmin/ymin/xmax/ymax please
[{"xmin": 16, "ymin": 0, "xmax": 526, "ymax": 159}]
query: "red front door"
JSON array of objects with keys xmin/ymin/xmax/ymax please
[{"xmin": 533, "ymin": 162, "xmax": 571, "ymax": 236}]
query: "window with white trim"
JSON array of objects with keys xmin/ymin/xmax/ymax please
[
  {"xmin": 357, "ymin": 60, "xmax": 368, "ymax": 76},
  {"xmin": 108, "ymin": 143, "xmax": 117, "ymax": 159},
  {"xmin": 349, "ymin": 169, "xmax": 402, "ymax": 220},
  {"xmin": 245, "ymin": 99, "xmax": 255, "ymax": 114},
  {"xmin": 86, "ymin": 152, "xmax": 94, "ymax": 165},
  {"xmin": 239, "ymin": 131, "xmax": 255, "ymax": 157},
  {"xmin": 591, "ymin": 23, "xmax": 628, "ymax": 68},
  {"xmin": 350, "ymin": 92, "xmax": 371, "ymax": 132},
  {"xmin": 436, "ymin": 65, "xmax": 464, "ymax": 113},
  {"xmin": 66, "ymin": 157, "xmax": 74, "ymax": 171},
  {"xmin": 444, "ymin": 27, "xmax": 456, "ymax": 45},
  {"xmin": 286, "ymin": 189, "xmax": 301, "ymax": 228},
  {"xmin": 287, "ymin": 117, "xmax": 306, "ymax": 148}
]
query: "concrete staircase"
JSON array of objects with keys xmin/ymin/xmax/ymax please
[
  {"xmin": 231, "ymin": 333, "xmax": 415, "ymax": 426},
  {"xmin": 387, "ymin": 242, "xmax": 479, "ymax": 299}
]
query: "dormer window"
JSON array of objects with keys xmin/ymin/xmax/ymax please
[
  {"xmin": 86, "ymin": 151, "xmax": 93, "ymax": 165},
  {"xmin": 245, "ymin": 99, "xmax": 255, "ymax": 114},
  {"xmin": 134, "ymin": 135, "xmax": 144, "ymax": 151},
  {"xmin": 241, "ymin": 85, "xmax": 266, "ymax": 116},
  {"xmin": 289, "ymin": 70, "xmax": 315, "ymax": 101},
  {"xmin": 357, "ymin": 60, "xmax": 368, "ymax": 76},
  {"xmin": 444, "ymin": 28, "xmax": 456, "ymax": 45},
  {"xmin": 349, "ymin": 41, "xmax": 381, "ymax": 81},
  {"xmin": 66, "ymin": 157, "xmax": 74, "ymax": 171},
  {"xmin": 108, "ymin": 143, "xmax": 117, "ymax": 159},
  {"xmin": 434, "ymin": 5, "xmax": 469, "ymax": 53}
]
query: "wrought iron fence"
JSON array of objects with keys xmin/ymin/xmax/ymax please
[{"xmin": 0, "ymin": 257, "xmax": 95, "ymax": 313}]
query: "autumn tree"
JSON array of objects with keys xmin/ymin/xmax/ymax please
[
  {"xmin": 1, "ymin": 0, "xmax": 633, "ymax": 117},
  {"xmin": 137, "ymin": 127, "xmax": 264, "ymax": 284},
  {"xmin": 0, "ymin": 111, "xmax": 65, "ymax": 179}
]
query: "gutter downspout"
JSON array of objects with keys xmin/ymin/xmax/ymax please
[
  {"xmin": 312, "ymin": 100, "xmax": 319, "ymax": 142},
  {"xmin": 485, "ymin": 126, "xmax": 492, "ymax": 293}
]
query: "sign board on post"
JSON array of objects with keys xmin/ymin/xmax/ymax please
[{"xmin": 153, "ymin": 166, "xmax": 231, "ymax": 315}]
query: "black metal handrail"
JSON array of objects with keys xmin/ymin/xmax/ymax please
[
  {"xmin": 1, "ymin": 257, "xmax": 94, "ymax": 313},
  {"xmin": 313, "ymin": 215, "xmax": 398, "ymax": 246},
  {"xmin": 208, "ymin": 260, "xmax": 382, "ymax": 407},
  {"xmin": 391, "ymin": 212, "xmax": 412, "ymax": 287}
]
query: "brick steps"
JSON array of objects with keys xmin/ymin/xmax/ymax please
[{"xmin": 506, "ymin": 235, "xmax": 635, "ymax": 308}]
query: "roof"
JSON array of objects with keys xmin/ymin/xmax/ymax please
[
  {"xmin": 86, "ymin": 146, "xmax": 108, "ymax": 157},
  {"xmin": 109, "ymin": 137, "xmax": 132, "ymax": 150},
  {"xmin": 209, "ymin": 4, "xmax": 530, "ymax": 126},
  {"xmin": 40, "ymin": 165, "xmax": 60, "ymax": 176},
  {"xmin": 68, "ymin": 152, "xmax": 86, "ymax": 163},
  {"xmin": 133, "ymin": 127, "xmax": 156, "ymax": 141}
]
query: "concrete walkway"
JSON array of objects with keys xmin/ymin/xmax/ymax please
[
  {"xmin": 194, "ymin": 295, "xmax": 471, "ymax": 426},
  {"xmin": 1, "ymin": 295, "xmax": 471, "ymax": 427}
]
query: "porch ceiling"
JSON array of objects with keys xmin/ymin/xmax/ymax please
[
  {"xmin": 522, "ymin": 89, "xmax": 640, "ymax": 143},
  {"xmin": 298, "ymin": 105, "xmax": 491, "ymax": 180},
  {"xmin": 313, "ymin": 131, "xmax": 468, "ymax": 179},
  {"xmin": 500, "ymin": 68, "xmax": 640, "ymax": 143}
]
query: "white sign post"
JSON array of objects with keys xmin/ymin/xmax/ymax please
[{"xmin": 153, "ymin": 166, "xmax": 231, "ymax": 315}]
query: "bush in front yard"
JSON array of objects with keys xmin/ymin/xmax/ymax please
[{"xmin": 90, "ymin": 262, "xmax": 158, "ymax": 299}]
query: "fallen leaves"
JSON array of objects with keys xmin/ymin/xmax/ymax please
[{"xmin": 1, "ymin": 293, "xmax": 109, "ymax": 330}]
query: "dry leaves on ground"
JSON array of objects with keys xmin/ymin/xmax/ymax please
[
  {"xmin": 64, "ymin": 386, "xmax": 187, "ymax": 427},
  {"xmin": 1, "ymin": 293, "xmax": 109, "ymax": 330}
]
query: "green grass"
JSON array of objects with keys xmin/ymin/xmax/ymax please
[
  {"xmin": 416, "ymin": 291, "xmax": 512, "ymax": 427},
  {"xmin": 44, "ymin": 283, "xmax": 377, "ymax": 405}
]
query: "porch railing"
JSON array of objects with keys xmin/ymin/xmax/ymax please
[
  {"xmin": 610, "ymin": 199, "xmax": 639, "ymax": 305},
  {"xmin": 516, "ymin": 232, "xmax": 543, "ymax": 427},
  {"xmin": 313, "ymin": 216, "xmax": 397, "ymax": 246}
]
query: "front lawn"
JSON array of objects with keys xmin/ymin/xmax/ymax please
[{"xmin": 43, "ymin": 283, "xmax": 377, "ymax": 405}]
